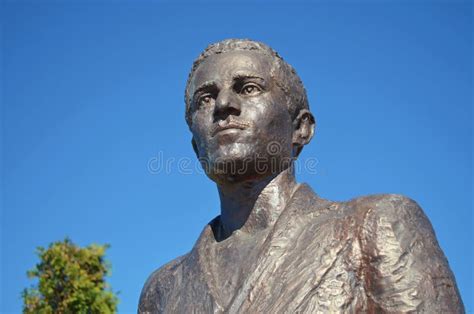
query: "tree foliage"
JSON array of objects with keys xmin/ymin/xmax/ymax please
[{"xmin": 22, "ymin": 238, "xmax": 118, "ymax": 314}]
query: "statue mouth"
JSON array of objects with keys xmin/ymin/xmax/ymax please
[{"xmin": 212, "ymin": 118, "xmax": 251, "ymax": 137}]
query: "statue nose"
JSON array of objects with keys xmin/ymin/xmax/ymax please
[{"xmin": 214, "ymin": 90, "xmax": 241, "ymax": 121}]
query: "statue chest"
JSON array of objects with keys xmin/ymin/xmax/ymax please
[{"xmin": 184, "ymin": 214, "xmax": 367, "ymax": 313}]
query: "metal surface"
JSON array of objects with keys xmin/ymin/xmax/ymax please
[{"xmin": 139, "ymin": 39, "xmax": 464, "ymax": 313}]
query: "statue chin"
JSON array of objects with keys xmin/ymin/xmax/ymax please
[
  {"xmin": 198, "ymin": 139, "xmax": 294, "ymax": 184},
  {"xmin": 204, "ymin": 155, "xmax": 293, "ymax": 185},
  {"xmin": 204, "ymin": 158, "xmax": 259, "ymax": 184}
]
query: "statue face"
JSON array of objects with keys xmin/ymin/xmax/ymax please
[{"xmin": 189, "ymin": 51, "xmax": 295, "ymax": 183}]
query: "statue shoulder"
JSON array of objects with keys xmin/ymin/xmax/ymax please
[
  {"xmin": 345, "ymin": 193, "xmax": 436, "ymax": 237},
  {"xmin": 344, "ymin": 193, "xmax": 464, "ymax": 312},
  {"xmin": 294, "ymin": 186, "xmax": 425, "ymax": 227},
  {"xmin": 293, "ymin": 186, "xmax": 430, "ymax": 236},
  {"xmin": 347, "ymin": 193, "xmax": 426, "ymax": 222},
  {"xmin": 138, "ymin": 254, "xmax": 187, "ymax": 314},
  {"xmin": 342, "ymin": 193, "xmax": 441, "ymax": 248}
]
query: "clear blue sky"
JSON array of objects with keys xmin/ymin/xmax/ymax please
[{"xmin": 2, "ymin": 1, "xmax": 472, "ymax": 312}]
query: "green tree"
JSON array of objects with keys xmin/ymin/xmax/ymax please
[{"xmin": 22, "ymin": 238, "xmax": 118, "ymax": 314}]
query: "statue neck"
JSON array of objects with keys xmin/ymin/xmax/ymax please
[{"xmin": 216, "ymin": 168, "xmax": 297, "ymax": 240}]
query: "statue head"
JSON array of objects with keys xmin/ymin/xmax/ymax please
[{"xmin": 185, "ymin": 39, "xmax": 315, "ymax": 184}]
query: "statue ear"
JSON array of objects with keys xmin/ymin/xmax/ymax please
[{"xmin": 292, "ymin": 109, "xmax": 315, "ymax": 156}]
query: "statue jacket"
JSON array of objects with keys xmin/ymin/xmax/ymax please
[{"xmin": 139, "ymin": 184, "xmax": 464, "ymax": 313}]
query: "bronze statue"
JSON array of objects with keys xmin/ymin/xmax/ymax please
[{"xmin": 139, "ymin": 39, "xmax": 464, "ymax": 313}]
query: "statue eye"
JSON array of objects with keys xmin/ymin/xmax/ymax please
[
  {"xmin": 199, "ymin": 94, "xmax": 213, "ymax": 106},
  {"xmin": 240, "ymin": 83, "xmax": 262, "ymax": 96}
]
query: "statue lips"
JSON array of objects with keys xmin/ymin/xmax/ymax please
[{"xmin": 212, "ymin": 118, "xmax": 251, "ymax": 137}]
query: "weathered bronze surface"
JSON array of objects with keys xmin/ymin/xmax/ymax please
[{"xmin": 139, "ymin": 39, "xmax": 464, "ymax": 313}]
